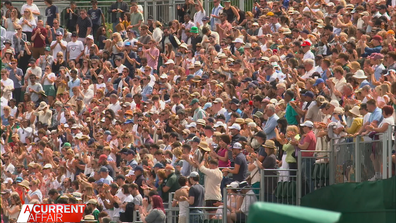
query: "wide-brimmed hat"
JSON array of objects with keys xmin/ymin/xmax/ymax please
[
  {"xmin": 352, "ymin": 70, "xmax": 367, "ymax": 79},
  {"xmin": 198, "ymin": 141, "xmax": 210, "ymax": 152},
  {"xmin": 349, "ymin": 106, "xmax": 361, "ymax": 117},
  {"xmin": 18, "ymin": 180, "xmax": 30, "ymax": 190},
  {"xmin": 263, "ymin": 140, "xmax": 276, "ymax": 149},
  {"xmin": 38, "ymin": 101, "xmax": 47, "ymax": 110},
  {"xmin": 83, "ymin": 215, "xmax": 97, "ymax": 222}
]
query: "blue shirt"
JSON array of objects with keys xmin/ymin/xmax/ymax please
[
  {"xmin": 263, "ymin": 114, "xmax": 279, "ymax": 140},
  {"xmin": 368, "ymin": 107, "xmax": 383, "ymax": 124},
  {"xmin": 141, "ymin": 85, "xmax": 153, "ymax": 101},
  {"xmin": 210, "ymin": 5, "xmax": 223, "ymax": 31},
  {"xmin": 373, "ymin": 64, "xmax": 385, "ymax": 83},
  {"xmin": 362, "ymin": 46, "xmax": 382, "ymax": 57},
  {"xmin": 68, "ymin": 78, "xmax": 81, "ymax": 96}
]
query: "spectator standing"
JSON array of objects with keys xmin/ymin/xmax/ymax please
[
  {"xmin": 109, "ymin": 0, "xmax": 129, "ymax": 31},
  {"xmin": 21, "ymin": 0, "xmax": 40, "ymax": 21},
  {"xmin": 130, "ymin": 2, "xmax": 143, "ymax": 32},
  {"xmin": 76, "ymin": 10, "xmax": 93, "ymax": 43},
  {"xmin": 50, "ymin": 31, "xmax": 67, "ymax": 58},
  {"xmin": 64, "ymin": 1, "xmax": 79, "ymax": 33},
  {"xmin": 67, "ymin": 32, "xmax": 84, "ymax": 62},
  {"xmin": 31, "ymin": 20, "xmax": 47, "ymax": 59},
  {"xmin": 44, "ymin": 0, "xmax": 59, "ymax": 27},
  {"xmin": 162, "ymin": 165, "xmax": 181, "ymax": 204},
  {"xmin": 197, "ymin": 157, "xmax": 222, "ymax": 211},
  {"xmin": 19, "ymin": 8, "xmax": 36, "ymax": 42},
  {"xmin": 210, "ymin": 0, "xmax": 223, "ymax": 31},
  {"xmin": 88, "ymin": 0, "xmax": 105, "ymax": 37},
  {"xmin": 182, "ymin": 171, "xmax": 204, "ymax": 223},
  {"xmin": 222, "ymin": 142, "xmax": 247, "ymax": 182}
]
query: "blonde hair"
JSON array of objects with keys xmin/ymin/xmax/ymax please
[
  {"xmin": 286, "ymin": 125, "xmax": 300, "ymax": 134},
  {"xmin": 350, "ymin": 61, "xmax": 361, "ymax": 71},
  {"xmin": 24, "ymin": 9, "xmax": 34, "ymax": 21},
  {"xmin": 172, "ymin": 147, "xmax": 183, "ymax": 159}
]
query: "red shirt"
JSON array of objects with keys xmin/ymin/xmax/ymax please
[
  {"xmin": 32, "ymin": 27, "xmax": 47, "ymax": 48},
  {"xmin": 301, "ymin": 130, "xmax": 316, "ymax": 157}
]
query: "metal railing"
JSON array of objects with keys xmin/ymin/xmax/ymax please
[
  {"xmin": 11, "ymin": 0, "xmax": 257, "ymax": 28},
  {"xmin": 260, "ymin": 169, "xmax": 298, "ymax": 205},
  {"xmin": 330, "ymin": 125, "xmax": 395, "ymax": 183},
  {"xmin": 297, "ymin": 150, "xmax": 335, "ymax": 205}
]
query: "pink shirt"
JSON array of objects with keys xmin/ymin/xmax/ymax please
[
  {"xmin": 301, "ymin": 130, "xmax": 316, "ymax": 157},
  {"xmin": 146, "ymin": 47, "xmax": 159, "ymax": 70},
  {"xmin": 217, "ymin": 148, "xmax": 230, "ymax": 167}
]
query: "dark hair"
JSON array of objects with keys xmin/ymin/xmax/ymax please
[
  {"xmin": 48, "ymin": 189, "xmax": 59, "ymax": 196},
  {"xmin": 367, "ymin": 99, "xmax": 376, "ymax": 105},
  {"xmin": 182, "ymin": 144, "xmax": 191, "ymax": 152},
  {"xmin": 178, "ymin": 176, "xmax": 188, "ymax": 186},
  {"xmin": 324, "ymin": 25, "xmax": 333, "ymax": 31},
  {"xmin": 219, "ymin": 134, "xmax": 231, "ymax": 144},
  {"xmin": 285, "ymin": 90, "xmax": 295, "ymax": 99}
]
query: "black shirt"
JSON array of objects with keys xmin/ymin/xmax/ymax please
[
  {"xmin": 45, "ymin": 5, "xmax": 58, "ymax": 27},
  {"xmin": 189, "ymin": 184, "xmax": 205, "ymax": 207},
  {"xmin": 135, "ymin": 174, "xmax": 146, "ymax": 195},
  {"xmin": 76, "ymin": 17, "xmax": 93, "ymax": 38}
]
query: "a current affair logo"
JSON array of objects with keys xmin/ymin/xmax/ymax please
[{"xmin": 17, "ymin": 204, "xmax": 86, "ymax": 222}]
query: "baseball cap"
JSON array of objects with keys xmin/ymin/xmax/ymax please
[
  {"xmin": 301, "ymin": 41, "xmax": 312, "ymax": 47},
  {"xmin": 302, "ymin": 91, "xmax": 315, "ymax": 98},
  {"xmin": 313, "ymin": 78, "xmax": 324, "ymax": 86},
  {"xmin": 300, "ymin": 120, "xmax": 314, "ymax": 128},
  {"xmin": 134, "ymin": 165, "xmax": 144, "ymax": 172},
  {"xmin": 233, "ymin": 142, "xmax": 242, "ymax": 149},
  {"xmin": 99, "ymin": 166, "xmax": 109, "ymax": 173},
  {"xmin": 229, "ymin": 123, "xmax": 241, "ymax": 131},
  {"xmin": 190, "ymin": 98, "xmax": 199, "ymax": 106},
  {"xmin": 189, "ymin": 171, "xmax": 199, "ymax": 178}
]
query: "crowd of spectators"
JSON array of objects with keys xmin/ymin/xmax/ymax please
[{"xmin": 1, "ymin": 0, "xmax": 396, "ymax": 222}]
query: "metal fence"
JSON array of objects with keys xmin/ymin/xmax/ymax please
[
  {"xmin": 11, "ymin": 0, "xmax": 257, "ymax": 28},
  {"xmin": 260, "ymin": 169, "xmax": 298, "ymax": 205},
  {"xmin": 330, "ymin": 125, "xmax": 395, "ymax": 183}
]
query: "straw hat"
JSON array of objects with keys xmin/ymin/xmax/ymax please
[
  {"xmin": 235, "ymin": 118, "xmax": 245, "ymax": 125},
  {"xmin": 263, "ymin": 140, "xmax": 276, "ymax": 149},
  {"xmin": 18, "ymin": 180, "xmax": 30, "ymax": 190},
  {"xmin": 349, "ymin": 106, "xmax": 361, "ymax": 117},
  {"xmin": 198, "ymin": 141, "xmax": 211, "ymax": 152},
  {"xmin": 83, "ymin": 215, "xmax": 97, "ymax": 222}
]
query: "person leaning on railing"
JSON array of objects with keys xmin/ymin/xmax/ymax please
[{"xmin": 365, "ymin": 105, "xmax": 395, "ymax": 181}]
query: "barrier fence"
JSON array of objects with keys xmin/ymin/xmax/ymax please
[
  {"xmin": 11, "ymin": 0, "xmax": 257, "ymax": 29},
  {"xmin": 331, "ymin": 124, "xmax": 395, "ymax": 183}
]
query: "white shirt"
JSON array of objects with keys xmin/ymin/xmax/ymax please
[
  {"xmin": 1, "ymin": 78, "xmax": 14, "ymax": 99},
  {"xmin": 18, "ymin": 127, "xmax": 33, "ymax": 144},
  {"xmin": 19, "ymin": 17, "xmax": 36, "ymax": 32},
  {"xmin": 82, "ymin": 89, "xmax": 94, "ymax": 105},
  {"xmin": 107, "ymin": 101, "xmax": 122, "ymax": 113},
  {"xmin": 303, "ymin": 50, "xmax": 315, "ymax": 66},
  {"xmin": 152, "ymin": 27, "xmax": 163, "ymax": 43},
  {"xmin": 21, "ymin": 3, "xmax": 40, "ymax": 21},
  {"xmin": 194, "ymin": 10, "xmax": 206, "ymax": 26},
  {"xmin": 43, "ymin": 72, "xmax": 56, "ymax": 85},
  {"xmin": 116, "ymin": 64, "xmax": 126, "ymax": 74},
  {"xmin": 67, "ymin": 40, "xmax": 84, "ymax": 60},
  {"xmin": 301, "ymin": 67, "xmax": 316, "ymax": 80},
  {"xmin": 50, "ymin": 40, "xmax": 67, "ymax": 59},
  {"xmin": 378, "ymin": 116, "xmax": 395, "ymax": 140},
  {"xmin": 10, "ymin": 106, "xmax": 17, "ymax": 117}
]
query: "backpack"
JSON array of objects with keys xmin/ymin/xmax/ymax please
[{"xmin": 119, "ymin": 202, "xmax": 135, "ymax": 222}]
